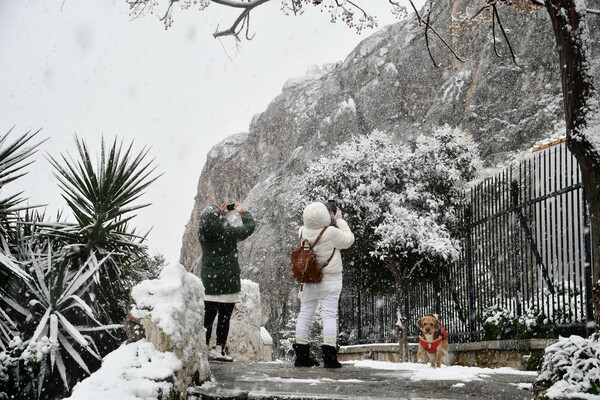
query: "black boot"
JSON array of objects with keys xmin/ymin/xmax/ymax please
[
  {"xmin": 293, "ymin": 343, "xmax": 320, "ymax": 367},
  {"xmin": 321, "ymin": 345, "xmax": 342, "ymax": 368}
]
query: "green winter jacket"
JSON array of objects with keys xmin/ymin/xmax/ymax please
[{"xmin": 198, "ymin": 206, "xmax": 256, "ymax": 296}]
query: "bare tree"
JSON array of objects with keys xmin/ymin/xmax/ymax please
[
  {"xmin": 126, "ymin": 0, "xmax": 380, "ymax": 40},
  {"xmin": 128, "ymin": 0, "xmax": 600, "ymax": 331}
]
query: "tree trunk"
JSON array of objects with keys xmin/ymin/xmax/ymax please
[
  {"xmin": 544, "ymin": 0, "xmax": 600, "ymax": 331},
  {"xmin": 388, "ymin": 265, "xmax": 409, "ymax": 362}
]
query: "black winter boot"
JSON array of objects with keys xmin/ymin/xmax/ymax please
[
  {"xmin": 321, "ymin": 345, "xmax": 342, "ymax": 368},
  {"xmin": 293, "ymin": 343, "xmax": 320, "ymax": 367}
]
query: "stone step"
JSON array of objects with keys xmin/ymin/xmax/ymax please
[{"xmin": 188, "ymin": 361, "xmax": 536, "ymax": 400}]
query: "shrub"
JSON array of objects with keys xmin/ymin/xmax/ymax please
[
  {"xmin": 0, "ymin": 131, "xmax": 158, "ymax": 399},
  {"xmin": 481, "ymin": 304, "xmax": 548, "ymax": 340},
  {"xmin": 535, "ymin": 334, "xmax": 600, "ymax": 399}
]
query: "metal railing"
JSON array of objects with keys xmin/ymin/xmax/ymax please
[{"xmin": 339, "ymin": 141, "xmax": 593, "ymax": 344}]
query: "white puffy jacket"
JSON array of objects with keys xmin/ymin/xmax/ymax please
[{"xmin": 298, "ymin": 202, "xmax": 355, "ymax": 282}]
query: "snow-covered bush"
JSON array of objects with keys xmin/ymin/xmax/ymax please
[
  {"xmin": 535, "ymin": 335, "xmax": 600, "ymax": 399},
  {"xmin": 481, "ymin": 305, "xmax": 515, "ymax": 340},
  {"xmin": 481, "ymin": 304, "xmax": 548, "ymax": 340}
]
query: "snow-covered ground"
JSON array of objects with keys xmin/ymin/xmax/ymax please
[
  {"xmin": 350, "ymin": 360, "xmax": 537, "ymax": 382},
  {"xmin": 192, "ymin": 359, "xmax": 537, "ymax": 400},
  {"xmin": 221, "ymin": 359, "xmax": 538, "ymax": 386}
]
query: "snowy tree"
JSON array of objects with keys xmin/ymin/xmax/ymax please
[{"xmin": 297, "ymin": 126, "xmax": 481, "ymax": 360}]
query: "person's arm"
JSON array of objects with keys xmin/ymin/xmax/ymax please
[
  {"xmin": 330, "ymin": 209, "xmax": 354, "ymax": 249},
  {"xmin": 223, "ymin": 203, "xmax": 256, "ymax": 241}
]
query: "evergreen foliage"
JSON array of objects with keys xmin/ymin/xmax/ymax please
[{"xmin": 0, "ymin": 130, "xmax": 158, "ymax": 399}]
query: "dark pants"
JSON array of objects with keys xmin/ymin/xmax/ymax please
[{"xmin": 204, "ymin": 301, "xmax": 235, "ymax": 346}]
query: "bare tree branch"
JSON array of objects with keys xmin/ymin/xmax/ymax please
[
  {"xmin": 406, "ymin": 0, "xmax": 464, "ymax": 64},
  {"xmin": 470, "ymin": 0, "xmax": 495, "ymax": 20},
  {"xmin": 127, "ymin": 0, "xmax": 154, "ymax": 20},
  {"xmin": 492, "ymin": 6, "xmax": 502, "ymax": 58},
  {"xmin": 245, "ymin": 12, "xmax": 255, "ymax": 40},
  {"xmin": 159, "ymin": 0, "xmax": 179, "ymax": 23},
  {"xmin": 346, "ymin": 0, "xmax": 369, "ymax": 20},
  {"xmin": 211, "ymin": 0, "xmax": 271, "ymax": 8},
  {"xmin": 492, "ymin": 4, "xmax": 518, "ymax": 64},
  {"xmin": 216, "ymin": 35, "xmax": 235, "ymax": 61},
  {"xmin": 214, "ymin": 8, "xmax": 251, "ymax": 38},
  {"xmin": 211, "ymin": 0, "xmax": 270, "ymax": 38},
  {"xmin": 424, "ymin": 11, "xmax": 441, "ymax": 68}
]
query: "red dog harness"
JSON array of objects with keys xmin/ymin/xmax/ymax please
[{"xmin": 419, "ymin": 326, "xmax": 448, "ymax": 354}]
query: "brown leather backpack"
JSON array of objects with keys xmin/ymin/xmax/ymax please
[{"xmin": 291, "ymin": 227, "xmax": 335, "ymax": 289}]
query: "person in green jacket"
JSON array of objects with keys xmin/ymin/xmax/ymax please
[{"xmin": 198, "ymin": 202, "xmax": 256, "ymax": 362}]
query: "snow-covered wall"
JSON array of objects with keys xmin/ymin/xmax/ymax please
[{"xmin": 66, "ymin": 264, "xmax": 210, "ymax": 400}]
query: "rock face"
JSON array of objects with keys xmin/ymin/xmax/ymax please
[{"xmin": 180, "ymin": 1, "xmax": 600, "ymax": 349}]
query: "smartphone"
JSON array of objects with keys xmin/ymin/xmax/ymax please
[
  {"xmin": 226, "ymin": 203, "xmax": 236, "ymax": 211},
  {"xmin": 327, "ymin": 199, "xmax": 337, "ymax": 214}
]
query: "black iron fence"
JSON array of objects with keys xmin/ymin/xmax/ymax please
[{"xmin": 339, "ymin": 141, "xmax": 594, "ymax": 344}]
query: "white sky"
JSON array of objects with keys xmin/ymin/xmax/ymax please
[{"xmin": 0, "ymin": 0, "xmax": 423, "ymax": 263}]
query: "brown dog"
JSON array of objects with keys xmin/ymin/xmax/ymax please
[{"xmin": 416, "ymin": 314, "xmax": 449, "ymax": 368}]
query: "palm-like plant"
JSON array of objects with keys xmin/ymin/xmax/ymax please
[
  {"xmin": 1, "ymin": 244, "xmax": 120, "ymax": 396},
  {"xmin": 0, "ymin": 132, "xmax": 159, "ymax": 398},
  {"xmin": 0, "ymin": 128, "xmax": 44, "ymax": 282},
  {"xmin": 46, "ymin": 136, "xmax": 159, "ymax": 325}
]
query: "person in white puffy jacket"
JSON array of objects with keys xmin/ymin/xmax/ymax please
[{"xmin": 293, "ymin": 201, "xmax": 355, "ymax": 369}]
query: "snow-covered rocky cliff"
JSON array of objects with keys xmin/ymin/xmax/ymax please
[{"xmin": 179, "ymin": 1, "xmax": 600, "ymax": 348}]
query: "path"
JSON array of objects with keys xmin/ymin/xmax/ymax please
[{"xmin": 190, "ymin": 360, "xmax": 537, "ymax": 400}]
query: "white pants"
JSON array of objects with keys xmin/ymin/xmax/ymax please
[{"xmin": 295, "ymin": 289, "xmax": 341, "ymax": 345}]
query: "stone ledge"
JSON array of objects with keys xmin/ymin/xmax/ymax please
[
  {"xmin": 339, "ymin": 339, "xmax": 557, "ymax": 354},
  {"xmin": 339, "ymin": 343, "xmax": 416, "ymax": 354},
  {"xmin": 339, "ymin": 339, "xmax": 557, "ymax": 369},
  {"xmin": 450, "ymin": 339, "xmax": 557, "ymax": 352}
]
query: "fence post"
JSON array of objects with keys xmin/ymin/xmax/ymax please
[
  {"xmin": 583, "ymin": 193, "xmax": 594, "ymax": 336},
  {"xmin": 357, "ymin": 289, "xmax": 362, "ymax": 342},
  {"xmin": 511, "ymin": 180, "xmax": 524, "ymax": 316},
  {"xmin": 465, "ymin": 205, "xmax": 477, "ymax": 339}
]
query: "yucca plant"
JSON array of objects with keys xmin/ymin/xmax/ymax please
[
  {"xmin": 0, "ymin": 128, "xmax": 44, "ymax": 284},
  {"xmin": 1, "ymin": 244, "xmax": 121, "ymax": 398},
  {"xmin": 0, "ymin": 132, "xmax": 159, "ymax": 399},
  {"xmin": 45, "ymin": 136, "xmax": 159, "ymax": 326}
]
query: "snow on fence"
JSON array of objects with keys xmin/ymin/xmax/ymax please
[
  {"xmin": 339, "ymin": 141, "xmax": 593, "ymax": 344},
  {"xmin": 66, "ymin": 263, "xmax": 211, "ymax": 400}
]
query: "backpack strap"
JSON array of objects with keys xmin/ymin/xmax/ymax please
[
  {"xmin": 312, "ymin": 227, "xmax": 328, "ymax": 246},
  {"xmin": 299, "ymin": 226, "xmax": 328, "ymax": 246},
  {"xmin": 301, "ymin": 227, "xmax": 336, "ymax": 268},
  {"xmin": 322, "ymin": 247, "xmax": 336, "ymax": 268}
]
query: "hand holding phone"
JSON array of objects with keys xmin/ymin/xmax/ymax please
[{"xmin": 327, "ymin": 199, "xmax": 337, "ymax": 214}]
